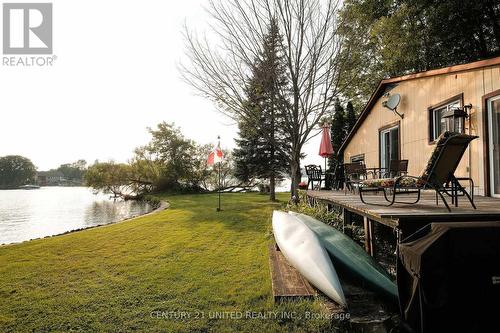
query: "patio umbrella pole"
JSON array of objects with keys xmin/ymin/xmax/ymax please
[{"xmin": 319, "ymin": 123, "xmax": 334, "ymax": 189}]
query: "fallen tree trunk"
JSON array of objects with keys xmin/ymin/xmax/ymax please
[{"xmin": 211, "ymin": 182, "xmax": 257, "ymax": 193}]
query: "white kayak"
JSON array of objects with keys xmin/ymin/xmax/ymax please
[{"xmin": 272, "ymin": 211, "xmax": 347, "ymax": 307}]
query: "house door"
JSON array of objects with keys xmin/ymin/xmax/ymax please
[
  {"xmin": 488, "ymin": 95, "xmax": 500, "ymax": 197},
  {"xmin": 380, "ymin": 125, "xmax": 399, "ymax": 172}
]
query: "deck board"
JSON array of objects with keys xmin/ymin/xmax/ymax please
[
  {"xmin": 307, "ymin": 190, "xmax": 500, "ymax": 230},
  {"xmin": 268, "ymin": 244, "xmax": 316, "ymax": 301}
]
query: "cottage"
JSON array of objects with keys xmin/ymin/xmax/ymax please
[
  {"xmin": 340, "ymin": 57, "xmax": 500, "ymax": 197},
  {"xmin": 37, "ymin": 170, "xmax": 66, "ymax": 186}
]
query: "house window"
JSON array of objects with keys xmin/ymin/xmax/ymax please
[
  {"xmin": 429, "ymin": 97, "xmax": 463, "ymax": 142},
  {"xmin": 350, "ymin": 154, "xmax": 365, "ymax": 164}
]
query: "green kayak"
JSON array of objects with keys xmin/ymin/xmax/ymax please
[{"xmin": 290, "ymin": 212, "xmax": 398, "ymax": 303}]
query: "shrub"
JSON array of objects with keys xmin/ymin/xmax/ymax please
[{"xmin": 284, "ymin": 190, "xmax": 365, "ymax": 245}]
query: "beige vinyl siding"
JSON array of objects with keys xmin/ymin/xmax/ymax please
[{"xmin": 343, "ymin": 64, "xmax": 500, "ymax": 195}]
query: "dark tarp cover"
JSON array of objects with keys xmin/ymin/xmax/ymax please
[{"xmin": 397, "ymin": 222, "xmax": 500, "ymax": 332}]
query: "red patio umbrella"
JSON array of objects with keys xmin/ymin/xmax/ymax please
[{"xmin": 319, "ymin": 123, "xmax": 334, "ymax": 171}]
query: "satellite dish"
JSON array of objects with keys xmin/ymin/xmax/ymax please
[
  {"xmin": 382, "ymin": 93, "xmax": 403, "ymax": 118},
  {"xmin": 383, "ymin": 94, "xmax": 401, "ymax": 111}
]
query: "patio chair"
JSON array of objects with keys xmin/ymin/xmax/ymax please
[
  {"xmin": 359, "ymin": 132, "xmax": 478, "ymax": 212},
  {"xmin": 305, "ymin": 165, "xmax": 325, "ymax": 190},
  {"xmin": 344, "ymin": 162, "xmax": 367, "ymax": 193},
  {"xmin": 328, "ymin": 161, "xmax": 345, "ymax": 190},
  {"xmin": 382, "ymin": 159, "xmax": 409, "ymax": 178}
]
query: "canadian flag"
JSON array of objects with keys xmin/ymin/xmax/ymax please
[{"xmin": 207, "ymin": 145, "xmax": 223, "ymax": 165}]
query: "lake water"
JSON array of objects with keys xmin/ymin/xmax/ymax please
[{"xmin": 0, "ymin": 187, "xmax": 155, "ymax": 245}]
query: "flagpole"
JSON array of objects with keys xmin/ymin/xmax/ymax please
[{"xmin": 217, "ymin": 135, "xmax": 221, "ymax": 212}]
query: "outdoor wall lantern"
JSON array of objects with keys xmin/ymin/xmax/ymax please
[
  {"xmin": 382, "ymin": 93, "xmax": 403, "ymax": 119},
  {"xmin": 442, "ymin": 103, "xmax": 472, "ymax": 132}
]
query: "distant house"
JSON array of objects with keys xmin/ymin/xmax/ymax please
[
  {"xmin": 340, "ymin": 57, "xmax": 500, "ymax": 197},
  {"xmin": 37, "ymin": 170, "xmax": 66, "ymax": 186}
]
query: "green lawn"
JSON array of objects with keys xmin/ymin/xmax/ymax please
[{"xmin": 0, "ymin": 193, "xmax": 337, "ymax": 332}]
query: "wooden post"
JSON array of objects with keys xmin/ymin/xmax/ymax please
[
  {"xmin": 363, "ymin": 217, "xmax": 374, "ymax": 256},
  {"xmin": 369, "ymin": 220, "xmax": 375, "ymax": 257},
  {"xmin": 342, "ymin": 208, "xmax": 352, "ymax": 235},
  {"xmin": 363, "ymin": 217, "xmax": 370, "ymax": 254}
]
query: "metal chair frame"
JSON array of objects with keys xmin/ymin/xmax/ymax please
[{"xmin": 305, "ymin": 165, "xmax": 325, "ymax": 190}]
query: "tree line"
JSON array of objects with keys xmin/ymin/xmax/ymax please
[
  {"xmin": 338, "ymin": 0, "xmax": 500, "ymax": 108},
  {"xmin": 0, "ymin": 156, "xmax": 87, "ymax": 189},
  {"xmin": 84, "ymin": 122, "xmax": 241, "ymax": 200},
  {"xmin": 0, "ymin": 125, "xmax": 239, "ymax": 198},
  {"xmin": 0, "ymin": 156, "xmax": 37, "ymax": 189}
]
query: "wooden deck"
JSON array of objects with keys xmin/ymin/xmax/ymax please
[
  {"xmin": 307, "ymin": 190, "xmax": 500, "ymax": 237},
  {"xmin": 268, "ymin": 244, "xmax": 316, "ymax": 301}
]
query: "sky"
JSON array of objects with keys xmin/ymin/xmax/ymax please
[{"xmin": 0, "ymin": 0, "xmax": 324, "ymax": 171}]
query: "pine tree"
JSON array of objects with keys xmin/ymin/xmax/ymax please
[
  {"xmin": 233, "ymin": 19, "xmax": 290, "ymax": 201},
  {"xmin": 328, "ymin": 99, "xmax": 346, "ymax": 169},
  {"xmin": 345, "ymin": 101, "xmax": 357, "ymax": 134},
  {"xmin": 233, "ymin": 124, "xmax": 258, "ymax": 183}
]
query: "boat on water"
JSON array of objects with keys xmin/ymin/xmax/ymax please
[
  {"xmin": 290, "ymin": 211, "xmax": 398, "ymax": 303},
  {"xmin": 18, "ymin": 184, "xmax": 41, "ymax": 190},
  {"xmin": 272, "ymin": 211, "xmax": 347, "ymax": 307}
]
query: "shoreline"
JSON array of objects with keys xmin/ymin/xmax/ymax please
[
  {"xmin": 0, "ymin": 185, "xmax": 83, "ymax": 190},
  {"xmin": 0, "ymin": 200, "xmax": 170, "ymax": 248}
]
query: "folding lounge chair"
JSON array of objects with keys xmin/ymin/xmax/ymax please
[{"xmin": 359, "ymin": 132, "xmax": 478, "ymax": 212}]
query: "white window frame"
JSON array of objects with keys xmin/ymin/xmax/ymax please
[
  {"xmin": 379, "ymin": 125, "xmax": 399, "ymax": 171},
  {"xmin": 488, "ymin": 95, "xmax": 500, "ymax": 198}
]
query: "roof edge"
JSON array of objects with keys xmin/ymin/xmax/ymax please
[{"xmin": 381, "ymin": 56, "xmax": 500, "ymax": 85}]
